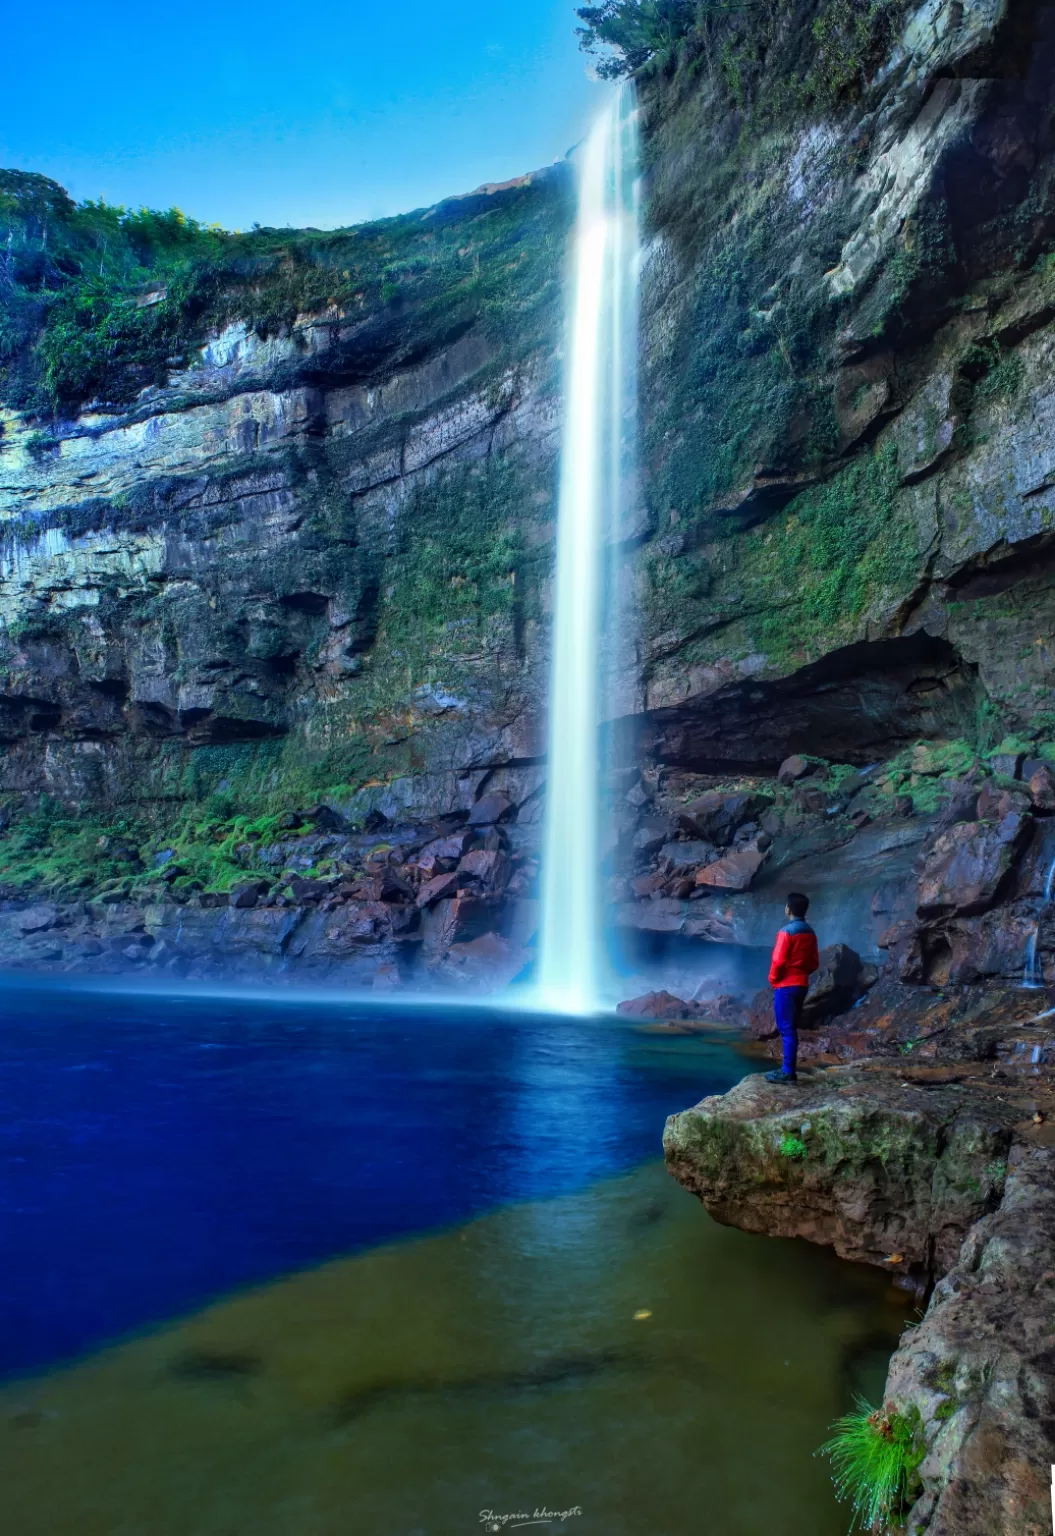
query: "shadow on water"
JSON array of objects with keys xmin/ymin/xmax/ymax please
[{"xmin": 0, "ymin": 982, "xmax": 911, "ymax": 1534}]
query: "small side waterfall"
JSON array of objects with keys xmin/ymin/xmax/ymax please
[
  {"xmin": 1023, "ymin": 850, "xmax": 1055, "ymax": 987},
  {"xmin": 536, "ymin": 84, "xmax": 640, "ymax": 1015}
]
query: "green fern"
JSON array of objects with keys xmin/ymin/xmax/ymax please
[{"xmin": 818, "ymin": 1398, "xmax": 923, "ymax": 1532}]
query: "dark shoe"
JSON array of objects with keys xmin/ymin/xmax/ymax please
[{"xmin": 763, "ymin": 1069, "xmax": 798, "ymax": 1083}]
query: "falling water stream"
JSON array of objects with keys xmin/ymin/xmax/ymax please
[
  {"xmin": 1023, "ymin": 849, "xmax": 1055, "ymax": 987},
  {"xmin": 537, "ymin": 83, "xmax": 640, "ymax": 1014}
]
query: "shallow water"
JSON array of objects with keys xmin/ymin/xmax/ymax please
[{"xmin": 0, "ymin": 983, "xmax": 908, "ymax": 1534}]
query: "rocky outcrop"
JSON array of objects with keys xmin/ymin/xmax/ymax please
[
  {"xmin": 664, "ymin": 983, "xmax": 1055, "ymax": 1534},
  {"xmin": 887, "ymin": 1141, "xmax": 1055, "ymax": 1536},
  {"xmin": 664, "ymin": 1066, "xmax": 1016, "ymax": 1288}
]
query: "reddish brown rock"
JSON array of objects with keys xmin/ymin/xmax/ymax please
[
  {"xmin": 421, "ymin": 894, "xmax": 495, "ymax": 950},
  {"xmin": 694, "ymin": 846, "xmax": 767, "ymax": 891},
  {"xmin": 917, "ymin": 813, "xmax": 1033, "ymax": 918},
  {"xmin": 430, "ymin": 931, "xmax": 529, "ymax": 988},
  {"xmin": 802, "ymin": 943, "xmax": 867, "ymax": 1024},
  {"xmin": 976, "ymin": 780, "xmax": 1030, "ymax": 821},
  {"xmin": 457, "ymin": 848, "xmax": 511, "ymax": 894},
  {"xmin": 617, "ymin": 990, "xmax": 701, "ymax": 1020},
  {"xmin": 416, "ymin": 871, "xmax": 459, "ymax": 909},
  {"xmin": 1028, "ymin": 763, "xmax": 1055, "ymax": 811},
  {"xmin": 777, "ymin": 754, "xmax": 811, "ymax": 785}
]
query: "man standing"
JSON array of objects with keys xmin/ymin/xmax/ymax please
[{"xmin": 764, "ymin": 892, "xmax": 819, "ymax": 1084}]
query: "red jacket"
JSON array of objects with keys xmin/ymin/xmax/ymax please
[{"xmin": 769, "ymin": 920, "xmax": 819, "ymax": 989}]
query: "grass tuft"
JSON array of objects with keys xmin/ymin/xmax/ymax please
[{"xmin": 818, "ymin": 1397, "xmax": 923, "ymax": 1532}]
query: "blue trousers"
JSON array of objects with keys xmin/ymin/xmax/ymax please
[{"xmin": 773, "ymin": 986, "xmax": 807, "ymax": 1075}]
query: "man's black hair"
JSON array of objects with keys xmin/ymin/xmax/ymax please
[{"xmin": 786, "ymin": 891, "xmax": 809, "ymax": 918}]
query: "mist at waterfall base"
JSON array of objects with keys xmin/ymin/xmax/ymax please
[{"xmin": 536, "ymin": 83, "xmax": 639, "ymax": 1017}]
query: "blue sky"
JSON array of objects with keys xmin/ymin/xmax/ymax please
[{"xmin": 2, "ymin": 0, "xmax": 604, "ymax": 230}]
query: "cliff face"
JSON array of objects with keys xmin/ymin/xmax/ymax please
[
  {"xmin": 3, "ymin": 0, "xmax": 1055, "ymax": 989},
  {"xmin": 632, "ymin": 0, "xmax": 1055, "ymax": 771},
  {"xmin": 0, "ymin": 171, "xmax": 571, "ymax": 823}
]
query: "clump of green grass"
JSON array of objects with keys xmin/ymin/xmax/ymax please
[
  {"xmin": 818, "ymin": 1398, "xmax": 923, "ymax": 1532},
  {"xmin": 778, "ymin": 1133, "xmax": 807, "ymax": 1160}
]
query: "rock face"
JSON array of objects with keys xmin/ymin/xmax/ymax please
[
  {"xmin": 0, "ymin": 171, "xmax": 571, "ymax": 828},
  {"xmin": 633, "ymin": 0, "xmax": 1055, "ymax": 778},
  {"xmin": 887, "ymin": 1143, "xmax": 1055, "ymax": 1536}
]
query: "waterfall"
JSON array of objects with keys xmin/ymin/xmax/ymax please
[
  {"xmin": 1023, "ymin": 850, "xmax": 1055, "ymax": 987},
  {"xmin": 536, "ymin": 83, "xmax": 640, "ymax": 1015}
]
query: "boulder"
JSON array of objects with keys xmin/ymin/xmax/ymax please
[
  {"xmin": 308, "ymin": 803, "xmax": 353, "ymax": 833},
  {"xmin": 430, "ymin": 932, "xmax": 529, "ymax": 989},
  {"xmin": 633, "ymin": 815, "xmax": 672, "ymax": 854},
  {"xmin": 777, "ymin": 755, "xmax": 811, "ymax": 785},
  {"xmin": 791, "ymin": 782, "xmax": 829, "ymax": 815},
  {"xmin": 229, "ymin": 881, "xmax": 267, "ymax": 909},
  {"xmin": 661, "ymin": 839, "xmax": 715, "ymax": 869},
  {"xmin": 746, "ymin": 988, "xmax": 777, "ymax": 1039},
  {"xmin": 415, "ymin": 829, "xmax": 474, "ymax": 874},
  {"xmin": 681, "ymin": 790, "xmax": 771, "ymax": 846},
  {"xmin": 694, "ymin": 845, "xmax": 767, "ymax": 891},
  {"xmin": 987, "ymin": 751, "xmax": 1025, "ymax": 779},
  {"xmin": 663, "ymin": 1070, "xmax": 1013, "ymax": 1279},
  {"xmin": 422, "ymin": 894, "xmax": 496, "ymax": 951},
  {"xmin": 617, "ymin": 990, "xmax": 703, "ymax": 1021},
  {"xmin": 415, "ymin": 872, "xmax": 459, "ymax": 908},
  {"xmin": 15, "ymin": 903, "xmax": 58, "ymax": 934},
  {"xmin": 976, "ymin": 780, "xmax": 1030, "ymax": 821},
  {"xmin": 1029, "ymin": 764, "xmax": 1055, "ymax": 812},
  {"xmin": 287, "ymin": 875, "xmax": 335, "ymax": 902},
  {"xmin": 456, "ymin": 848, "xmax": 510, "ymax": 894},
  {"xmin": 936, "ymin": 778, "xmax": 981, "ymax": 829},
  {"xmin": 917, "ymin": 812, "xmax": 1033, "ymax": 918},
  {"xmin": 802, "ymin": 943, "xmax": 867, "ymax": 1024},
  {"xmin": 467, "ymin": 793, "xmax": 513, "ymax": 827}
]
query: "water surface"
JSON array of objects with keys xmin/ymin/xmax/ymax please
[{"xmin": 0, "ymin": 982, "xmax": 908, "ymax": 1534}]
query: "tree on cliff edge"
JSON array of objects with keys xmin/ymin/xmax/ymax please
[{"xmin": 576, "ymin": 0, "xmax": 696, "ymax": 77}]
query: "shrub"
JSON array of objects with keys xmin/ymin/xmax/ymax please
[
  {"xmin": 818, "ymin": 1398, "xmax": 924, "ymax": 1532},
  {"xmin": 778, "ymin": 1133, "xmax": 808, "ymax": 1160},
  {"xmin": 576, "ymin": 0, "xmax": 696, "ymax": 78}
]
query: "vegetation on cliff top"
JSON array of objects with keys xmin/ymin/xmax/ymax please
[
  {"xmin": 578, "ymin": 0, "xmax": 909, "ymax": 115},
  {"xmin": 0, "ymin": 165, "xmax": 570, "ymax": 416}
]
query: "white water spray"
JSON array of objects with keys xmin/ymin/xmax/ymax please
[{"xmin": 536, "ymin": 84, "xmax": 640, "ymax": 1015}]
